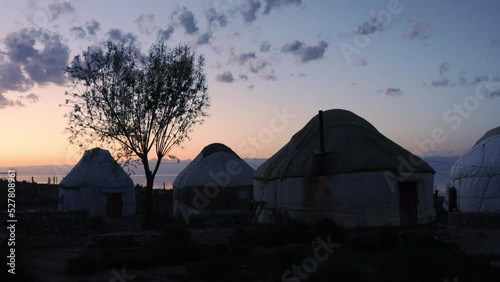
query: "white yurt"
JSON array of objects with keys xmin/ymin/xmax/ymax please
[
  {"xmin": 253, "ymin": 109, "xmax": 436, "ymax": 228},
  {"xmin": 172, "ymin": 143, "xmax": 255, "ymax": 217},
  {"xmin": 444, "ymin": 126, "xmax": 500, "ymax": 213},
  {"xmin": 58, "ymin": 148, "xmax": 136, "ymax": 218}
]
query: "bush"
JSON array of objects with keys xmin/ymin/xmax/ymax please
[
  {"xmin": 198, "ymin": 243, "xmax": 231, "ymax": 258},
  {"xmin": 375, "ymin": 226, "xmax": 400, "ymax": 251},
  {"xmin": 185, "ymin": 258, "xmax": 244, "ymax": 282},
  {"xmin": 234, "ymin": 222, "xmax": 314, "ymax": 246},
  {"xmin": 66, "ymin": 254, "xmax": 102, "ymax": 275},
  {"xmin": 313, "ymin": 218, "xmax": 349, "ymax": 244},
  {"xmin": 88, "ymin": 216, "xmax": 105, "ymax": 231},
  {"xmin": 151, "ymin": 224, "xmax": 198, "ymax": 265},
  {"xmin": 160, "ymin": 223, "xmax": 191, "ymax": 242}
]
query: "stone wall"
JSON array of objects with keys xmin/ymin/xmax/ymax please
[
  {"xmin": 448, "ymin": 211, "xmax": 500, "ymax": 229},
  {"xmin": 0, "ymin": 210, "xmax": 89, "ymax": 237}
]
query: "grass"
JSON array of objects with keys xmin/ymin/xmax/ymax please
[{"xmin": 65, "ymin": 220, "xmax": 500, "ymax": 281}]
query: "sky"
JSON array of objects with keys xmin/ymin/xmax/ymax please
[{"xmin": 0, "ymin": 0, "xmax": 500, "ymax": 167}]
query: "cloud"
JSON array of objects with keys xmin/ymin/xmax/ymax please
[
  {"xmin": 48, "ymin": 1, "xmax": 74, "ymax": 20},
  {"xmin": 354, "ymin": 58, "xmax": 368, "ymax": 66},
  {"xmin": 458, "ymin": 71, "xmax": 467, "ymax": 85},
  {"xmin": 236, "ymin": 52, "xmax": 257, "ymax": 65},
  {"xmin": 175, "ymin": 7, "xmax": 199, "ymax": 35},
  {"xmin": 263, "ymin": 0, "xmax": 302, "ymax": 14},
  {"xmin": 107, "ymin": 28, "xmax": 137, "ymax": 43},
  {"xmin": 70, "ymin": 20, "xmax": 101, "ymax": 39},
  {"xmin": 3, "ymin": 29, "xmax": 39, "ymax": 64},
  {"xmin": 439, "ymin": 62, "xmax": 450, "ymax": 74},
  {"xmin": 228, "ymin": 49, "xmax": 272, "ymax": 75},
  {"xmin": 356, "ymin": 12, "xmax": 390, "ymax": 35},
  {"xmin": 281, "ymin": 40, "xmax": 328, "ymax": 63},
  {"xmin": 134, "ymin": 13, "xmax": 156, "ymax": 35},
  {"xmin": 385, "ymin": 87, "xmax": 403, "ymax": 96},
  {"xmin": 431, "ymin": 78, "xmax": 450, "ymax": 87},
  {"xmin": 18, "ymin": 93, "xmax": 39, "ymax": 103},
  {"xmin": 216, "ymin": 71, "xmax": 235, "ymax": 83},
  {"xmin": 405, "ymin": 22, "xmax": 431, "ymax": 40},
  {"xmin": 205, "ymin": 7, "xmax": 228, "ymax": 28},
  {"xmin": 262, "ymin": 73, "xmax": 277, "ymax": 81},
  {"xmin": 299, "ymin": 42, "xmax": 328, "ymax": 63},
  {"xmin": 85, "ymin": 20, "xmax": 100, "ymax": 35},
  {"xmin": 425, "ymin": 72, "xmax": 500, "ymax": 89},
  {"xmin": 486, "ymin": 89, "xmax": 500, "ymax": 98},
  {"xmin": 0, "ymin": 62, "xmax": 34, "ymax": 92},
  {"xmin": 467, "ymin": 74, "xmax": 500, "ymax": 85},
  {"xmin": 25, "ymin": 93, "xmax": 39, "ymax": 103},
  {"xmin": 241, "ymin": 0, "xmax": 261, "ymax": 23},
  {"xmin": 70, "ymin": 26, "xmax": 86, "ymax": 39},
  {"xmin": 248, "ymin": 84, "xmax": 255, "ymax": 89},
  {"xmin": 158, "ymin": 25, "xmax": 174, "ymax": 41},
  {"xmin": 281, "ymin": 40, "xmax": 304, "ymax": 53},
  {"xmin": 2, "ymin": 28, "xmax": 70, "ymax": 87},
  {"xmin": 0, "ymin": 93, "xmax": 24, "ymax": 109},
  {"xmin": 249, "ymin": 59, "xmax": 270, "ymax": 73},
  {"xmin": 197, "ymin": 32, "xmax": 212, "ymax": 45},
  {"xmin": 260, "ymin": 41, "xmax": 271, "ymax": 52},
  {"xmin": 239, "ymin": 74, "xmax": 249, "ymax": 81}
]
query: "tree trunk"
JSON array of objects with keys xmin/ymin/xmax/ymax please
[
  {"xmin": 145, "ymin": 173, "xmax": 154, "ymax": 221},
  {"xmin": 142, "ymin": 156, "xmax": 163, "ymax": 229},
  {"xmin": 142, "ymin": 158, "xmax": 154, "ymax": 228}
]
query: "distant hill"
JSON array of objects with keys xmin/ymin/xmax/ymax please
[{"xmin": 1, "ymin": 156, "xmax": 457, "ymax": 190}]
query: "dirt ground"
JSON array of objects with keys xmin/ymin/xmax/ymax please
[
  {"xmin": 22, "ymin": 234, "xmax": 185, "ymax": 282},
  {"xmin": 18, "ymin": 219, "xmax": 500, "ymax": 282},
  {"xmin": 444, "ymin": 224, "xmax": 500, "ymax": 256}
]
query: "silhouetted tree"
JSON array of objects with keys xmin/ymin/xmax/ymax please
[{"xmin": 64, "ymin": 38, "xmax": 209, "ymax": 223}]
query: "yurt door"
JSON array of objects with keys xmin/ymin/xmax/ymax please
[
  {"xmin": 106, "ymin": 193, "xmax": 123, "ymax": 218},
  {"xmin": 399, "ymin": 182, "xmax": 418, "ymax": 227}
]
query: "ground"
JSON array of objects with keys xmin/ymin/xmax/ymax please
[{"xmin": 12, "ymin": 218, "xmax": 500, "ymax": 282}]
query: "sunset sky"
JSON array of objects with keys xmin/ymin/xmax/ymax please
[{"xmin": 1, "ymin": 0, "xmax": 500, "ymax": 167}]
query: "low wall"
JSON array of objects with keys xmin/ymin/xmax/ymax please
[
  {"xmin": 0, "ymin": 210, "xmax": 89, "ymax": 237},
  {"xmin": 448, "ymin": 211, "xmax": 500, "ymax": 229}
]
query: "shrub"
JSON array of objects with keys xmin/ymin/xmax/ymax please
[
  {"xmin": 88, "ymin": 216, "xmax": 105, "ymax": 232},
  {"xmin": 66, "ymin": 254, "xmax": 102, "ymax": 275},
  {"xmin": 185, "ymin": 258, "xmax": 244, "ymax": 282}
]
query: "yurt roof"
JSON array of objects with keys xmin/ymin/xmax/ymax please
[
  {"xmin": 61, "ymin": 148, "xmax": 134, "ymax": 189},
  {"xmin": 173, "ymin": 143, "xmax": 255, "ymax": 189},
  {"xmin": 474, "ymin": 126, "xmax": 500, "ymax": 147},
  {"xmin": 254, "ymin": 109, "xmax": 435, "ymax": 180},
  {"xmin": 201, "ymin": 143, "xmax": 237, "ymax": 158},
  {"xmin": 451, "ymin": 126, "xmax": 500, "ymax": 179}
]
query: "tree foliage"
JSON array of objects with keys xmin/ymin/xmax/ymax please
[{"xmin": 64, "ymin": 39, "xmax": 210, "ymax": 220}]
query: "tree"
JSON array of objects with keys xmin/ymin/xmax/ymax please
[{"xmin": 64, "ymin": 38, "xmax": 210, "ymax": 223}]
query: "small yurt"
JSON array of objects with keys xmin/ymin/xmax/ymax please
[
  {"xmin": 445, "ymin": 126, "xmax": 500, "ymax": 213},
  {"xmin": 253, "ymin": 109, "xmax": 436, "ymax": 228},
  {"xmin": 172, "ymin": 143, "xmax": 255, "ymax": 218},
  {"xmin": 58, "ymin": 148, "xmax": 136, "ymax": 218}
]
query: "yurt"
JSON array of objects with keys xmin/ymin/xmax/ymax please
[
  {"xmin": 172, "ymin": 143, "xmax": 255, "ymax": 218},
  {"xmin": 58, "ymin": 148, "xmax": 136, "ymax": 218},
  {"xmin": 253, "ymin": 109, "xmax": 436, "ymax": 228},
  {"xmin": 444, "ymin": 126, "xmax": 500, "ymax": 213}
]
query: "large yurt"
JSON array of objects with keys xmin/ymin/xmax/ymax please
[
  {"xmin": 253, "ymin": 109, "xmax": 436, "ymax": 228},
  {"xmin": 172, "ymin": 143, "xmax": 255, "ymax": 218},
  {"xmin": 444, "ymin": 126, "xmax": 500, "ymax": 213},
  {"xmin": 58, "ymin": 148, "xmax": 136, "ymax": 218}
]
